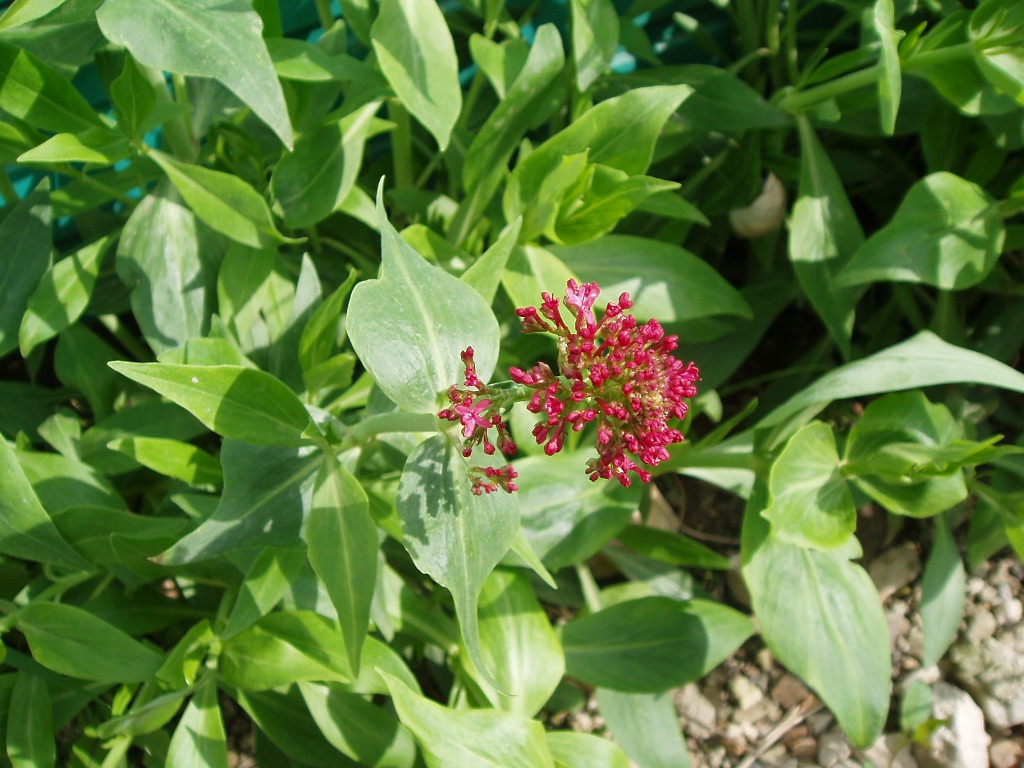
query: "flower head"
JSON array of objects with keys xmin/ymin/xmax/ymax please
[
  {"xmin": 511, "ymin": 281, "xmax": 698, "ymax": 487},
  {"xmin": 438, "ymin": 282, "xmax": 698, "ymax": 492}
]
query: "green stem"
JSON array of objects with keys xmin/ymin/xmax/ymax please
[
  {"xmin": 388, "ymin": 100, "xmax": 414, "ymax": 190},
  {"xmin": 341, "ymin": 412, "xmax": 441, "ymax": 448},
  {"xmin": 780, "ymin": 42, "xmax": 975, "ymax": 113},
  {"xmin": 314, "ymin": 0, "xmax": 334, "ymax": 31},
  {"xmin": 99, "ymin": 314, "xmax": 153, "ymax": 362},
  {"xmin": 37, "ymin": 163, "xmax": 138, "ymax": 209},
  {"xmin": 139, "ymin": 66, "xmax": 196, "ymax": 160}
]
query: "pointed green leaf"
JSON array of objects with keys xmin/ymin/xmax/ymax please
[
  {"xmin": 920, "ymin": 514, "xmax": 966, "ymax": 667},
  {"xmin": 788, "ymin": 117, "xmax": 863, "ymax": 358},
  {"xmin": 551, "ymin": 235, "xmax": 751, "ymax": 323},
  {"xmin": 108, "ymin": 362, "xmax": 317, "ymax": 447},
  {"xmin": 18, "ymin": 127, "xmax": 130, "ymax": 165},
  {"xmin": 370, "ymin": 0, "xmax": 461, "ymax": 150},
  {"xmin": 165, "ymin": 677, "xmax": 228, "ymax": 768},
  {"xmin": 547, "ymin": 731, "xmax": 631, "ymax": 768},
  {"xmin": 6, "ymin": 673, "xmax": 54, "ymax": 768},
  {"xmin": 571, "ymin": 0, "xmax": 619, "ymax": 91},
  {"xmin": 116, "ymin": 183, "xmax": 220, "ymax": 354},
  {"xmin": 20, "ymin": 232, "xmax": 114, "ymax": 357},
  {"xmin": 743, "ymin": 503, "xmax": 890, "ymax": 748},
  {"xmin": 17, "ymin": 602, "xmax": 163, "ymax": 683},
  {"xmin": 762, "ymin": 421, "xmax": 855, "ymax": 550},
  {"xmin": 461, "ymin": 218, "xmax": 522, "ymax": 304},
  {"xmin": 562, "ymin": 597, "xmax": 753, "ymax": 692},
  {"xmin": 0, "ymin": 182, "xmax": 51, "ymax": 357},
  {"xmin": 150, "ymin": 151, "xmax": 291, "ymax": 250},
  {"xmin": 0, "ymin": 0, "xmax": 68, "ymax": 32},
  {"xmin": 0, "ymin": 438, "xmax": 90, "ymax": 571},
  {"xmin": 157, "ymin": 440, "xmax": 319, "ymax": 565},
  {"xmin": 109, "ymin": 53, "xmax": 156, "ymax": 136},
  {"xmin": 348, "ymin": 182, "xmax": 500, "ymax": 413},
  {"xmin": 220, "ymin": 611, "xmax": 352, "ymax": 691},
  {"xmin": 223, "ymin": 547, "xmax": 307, "ymax": 639},
  {"xmin": 271, "ymin": 101, "xmax": 383, "ymax": 228},
  {"xmin": 464, "ymin": 569, "xmax": 564, "ymax": 717},
  {"xmin": 396, "ymin": 435, "xmax": 519, "ymax": 691},
  {"xmin": 874, "ymin": 0, "xmax": 903, "ymax": 134},
  {"xmin": 0, "ymin": 40, "xmax": 101, "ymax": 132},
  {"xmin": 598, "ymin": 689, "xmax": 692, "ymax": 768},
  {"xmin": 299, "ymin": 683, "xmax": 419, "ymax": 768},
  {"xmin": 307, "ymin": 453, "xmax": 378, "ymax": 675},
  {"xmin": 837, "ymin": 172, "xmax": 1004, "ymax": 290},
  {"xmin": 96, "ymin": 0, "xmax": 293, "ymax": 148},
  {"xmin": 759, "ymin": 331, "xmax": 1024, "ymax": 429},
  {"xmin": 382, "ymin": 673, "xmax": 555, "ymax": 768},
  {"xmin": 106, "ymin": 437, "xmax": 222, "ymax": 487}
]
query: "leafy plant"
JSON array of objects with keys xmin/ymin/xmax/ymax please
[{"xmin": 0, "ymin": 0, "xmax": 1021, "ymax": 765}]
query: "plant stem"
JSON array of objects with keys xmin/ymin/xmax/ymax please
[
  {"xmin": 0, "ymin": 167, "xmax": 19, "ymax": 204},
  {"xmin": 780, "ymin": 42, "xmax": 975, "ymax": 113},
  {"xmin": 388, "ymin": 100, "xmax": 414, "ymax": 190},
  {"xmin": 139, "ymin": 65, "xmax": 196, "ymax": 160},
  {"xmin": 341, "ymin": 412, "xmax": 440, "ymax": 448}
]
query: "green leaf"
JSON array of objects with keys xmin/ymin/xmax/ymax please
[
  {"xmin": 0, "ymin": 438, "xmax": 90, "ymax": 571},
  {"xmin": 461, "ymin": 218, "xmax": 522, "ymax": 304},
  {"xmin": 6, "ymin": 673, "xmax": 54, "ymax": 768},
  {"xmin": 551, "ymin": 167, "xmax": 678, "ymax": 244},
  {"xmin": 109, "ymin": 53, "xmax": 156, "ymax": 136},
  {"xmin": 370, "ymin": 0, "xmax": 461, "ymax": 150},
  {"xmin": 547, "ymin": 731, "xmax": 631, "ymax": 768},
  {"xmin": 551, "ymin": 235, "xmax": 751, "ymax": 323},
  {"xmin": 348, "ymin": 182, "xmax": 500, "ymax": 413},
  {"xmin": 0, "ymin": 40, "xmax": 101, "ymax": 132},
  {"xmin": 762, "ymin": 421, "xmax": 856, "ymax": 550},
  {"xmin": 516, "ymin": 450, "xmax": 641, "ymax": 570},
  {"xmin": 920, "ymin": 514, "xmax": 966, "ymax": 667},
  {"xmin": 970, "ymin": 0, "xmax": 1024, "ymax": 104},
  {"xmin": 117, "ymin": 183, "xmax": 220, "ymax": 354},
  {"xmin": 157, "ymin": 441, "xmax": 319, "ymax": 565},
  {"xmin": 743, "ymin": 503, "xmax": 890, "ymax": 748},
  {"xmin": 844, "ymin": 391, "xmax": 968, "ymax": 518},
  {"xmin": 220, "ymin": 611, "xmax": 352, "ymax": 691},
  {"xmin": 107, "ymin": 362, "xmax": 317, "ymax": 447},
  {"xmin": 836, "ymin": 172, "xmax": 1004, "ymax": 290},
  {"xmin": 267, "ymin": 37, "xmax": 374, "ymax": 82},
  {"xmin": 788, "ymin": 117, "xmax": 863, "ymax": 359},
  {"xmin": 307, "ymin": 453, "xmax": 378, "ymax": 675},
  {"xmin": 91, "ymin": 688, "xmax": 190, "ymax": 740},
  {"xmin": 396, "ymin": 435, "xmax": 519, "ymax": 692},
  {"xmin": 758, "ymin": 331, "xmax": 1024, "ymax": 429},
  {"xmin": 382, "ymin": 673, "xmax": 555, "ymax": 768},
  {"xmin": 17, "ymin": 602, "xmax": 163, "ymax": 683},
  {"xmin": 0, "ymin": 182, "xmax": 51, "ymax": 358},
  {"xmin": 874, "ymin": 0, "xmax": 903, "ymax": 134},
  {"xmin": 150, "ymin": 150, "xmax": 291, "ymax": 250},
  {"xmin": 55, "ymin": 325, "xmax": 122, "ymax": 419},
  {"xmin": 561, "ymin": 597, "xmax": 753, "ymax": 692},
  {"xmin": 598, "ymin": 689, "xmax": 692, "ymax": 768},
  {"xmin": 18, "ymin": 127, "xmax": 130, "ymax": 165},
  {"xmin": 106, "ymin": 437, "xmax": 222, "ymax": 487},
  {"xmin": 464, "ymin": 569, "xmax": 564, "ymax": 717},
  {"xmin": 19, "ymin": 232, "xmax": 114, "ymax": 357},
  {"xmin": 299, "ymin": 269, "xmax": 357, "ymax": 375},
  {"xmin": 666, "ymin": 64, "xmax": 789, "ymax": 136},
  {"xmin": 504, "ymin": 85, "xmax": 692, "ymax": 229},
  {"xmin": 571, "ymin": 0, "xmax": 619, "ymax": 91},
  {"xmin": 271, "ymin": 100, "xmax": 383, "ymax": 228},
  {"xmin": 454, "ymin": 25, "xmax": 564, "ymax": 242},
  {"xmin": 165, "ymin": 677, "xmax": 228, "ymax": 768},
  {"xmin": 615, "ymin": 525, "xmax": 731, "ymax": 570},
  {"xmin": 501, "ymin": 245, "xmax": 578, "ymax": 314},
  {"xmin": 223, "ymin": 547, "xmax": 307, "ymax": 639},
  {"xmin": 96, "ymin": 0, "xmax": 293, "ymax": 148},
  {"xmin": 0, "ymin": 0, "xmax": 68, "ymax": 32},
  {"xmin": 299, "ymin": 683, "xmax": 419, "ymax": 768}
]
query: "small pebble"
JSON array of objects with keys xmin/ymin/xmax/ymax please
[
  {"xmin": 729, "ymin": 675, "xmax": 764, "ymax": 711},
  {"xmin": 818, "ymin": 731, "xmax": 852, "ymax": 768},
  {"xmin": 772, "ymin": 674, "xmax": 812, "ymax": 709},
  {"xmin": 965, "ymin": 610, "xmax": 998, "ymax": 644}
]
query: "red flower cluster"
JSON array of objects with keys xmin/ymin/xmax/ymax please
[{"xmin": 439, "ymin": 280, "xmax": 699, "ymax": 491}]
